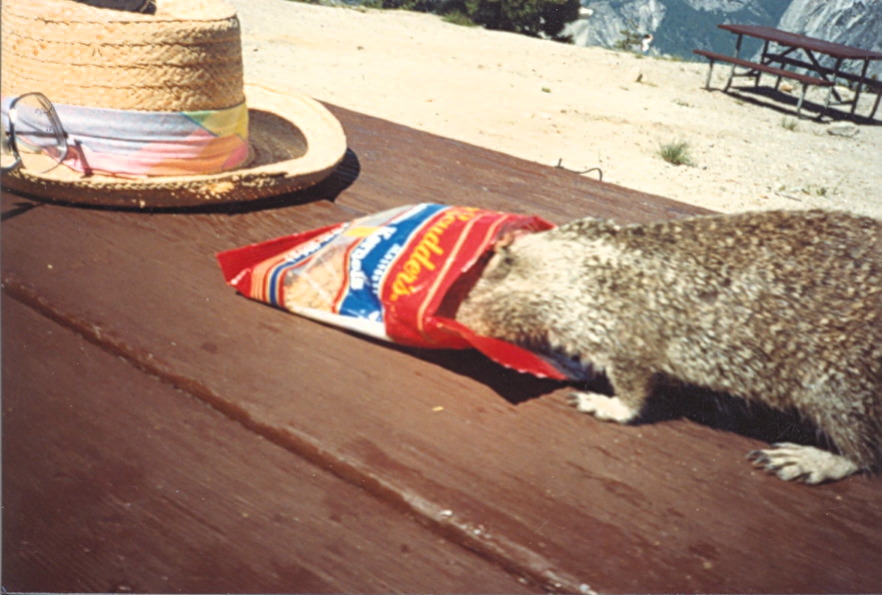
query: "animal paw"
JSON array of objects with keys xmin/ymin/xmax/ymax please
[
  {"xmin": 747, "ymin": 443, "xmax": 860, "ymax": 485},
  {"xmin": 567, "ymin": 391, "xmax": 637, "ymax": 423}
]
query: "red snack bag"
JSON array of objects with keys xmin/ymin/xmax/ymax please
[{"xmin": 217, "ymin": 203, "xmax": 569, "ymax": 379}]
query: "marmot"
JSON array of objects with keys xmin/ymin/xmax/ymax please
[{"xmin": 456, "ymin": 210, "xmax": 881, "ymax": 484}]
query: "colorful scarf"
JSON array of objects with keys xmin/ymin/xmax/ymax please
[{"xmin": 3, "ymin": 96, "xmax": 249, "ymax": 177}]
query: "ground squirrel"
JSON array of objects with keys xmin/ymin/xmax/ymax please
[{"xmin": 456, "ymin": 210, "xmax": 881, "ymax": 484}]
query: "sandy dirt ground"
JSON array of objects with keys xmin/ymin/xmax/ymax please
[{"xmin": 229, "ymin": 0, "xmax": 881, "ymax": 218}]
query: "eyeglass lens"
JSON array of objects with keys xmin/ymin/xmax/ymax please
[
  {"xmin": 1, "ymin": 113, "xmax": 18, "ymax": 171},
  {"xmin": 3, "ymin": 93, "xmax": 68, "ymax": 174}
]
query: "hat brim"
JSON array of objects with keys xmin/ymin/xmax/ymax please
[{"xmin": 1, "ymin": 84, "xmax": 347, "ymax": 208}]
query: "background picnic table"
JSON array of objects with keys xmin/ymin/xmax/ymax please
[{"xmin": 3, "ymin": 105, "xmax": 881, "ymax": 594}]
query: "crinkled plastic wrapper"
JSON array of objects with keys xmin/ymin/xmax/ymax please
[{"xmin": 217, "ymin": 203, "xmax": 569, "ymax": 379}]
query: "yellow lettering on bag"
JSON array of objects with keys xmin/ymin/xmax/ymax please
[{"xmin": 388, "ymin": 208, "xmax": 478, "ymax": 301}]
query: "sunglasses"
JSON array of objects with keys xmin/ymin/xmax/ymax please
[{"xmin": 1, "ymin": 92, "xmax": 69, "ymax": 175}]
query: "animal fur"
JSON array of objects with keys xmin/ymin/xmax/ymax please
[{"xmin": 456, "ymin": 210, "xmax": 882, "ymax": 484}]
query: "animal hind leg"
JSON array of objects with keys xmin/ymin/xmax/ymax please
[
  {"xmin": 747, "ymin": 443, "xmax": 860, "ymax": 484},
  {"xmin": 749, "ymin": 384, "xmax": 873, "ymax": 484}
]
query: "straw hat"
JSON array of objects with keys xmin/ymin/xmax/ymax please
[{"xmin": 1, "ymin": 0, "xmax": 347, "ymax": 208}]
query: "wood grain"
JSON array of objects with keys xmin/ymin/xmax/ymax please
[
  {"xmin": 2, "ymin": 298, "xmax": 535, "ymax": 594},
  {"xmin": 3, "ymin": 106, "xmax": 880, "ymax": 593}
]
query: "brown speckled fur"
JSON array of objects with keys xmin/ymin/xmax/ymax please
[{"xmin": 457, "ymin": 210, "xmax": 881, "ymax": 483}]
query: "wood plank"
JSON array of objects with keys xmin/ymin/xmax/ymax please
[
  {"xmin": 718, "ymin": 24, "xmax": 882, "ymax": 61},
  {"xmin": 3, "ymin": 108, "xmax": 880, "ymax": 593},
  {"xmin": 1, "ymin": 297, "xmax": 535, "ymax": 594},
  {"xmin": 692, "ymin": 49, "xmax": 835, "ymax": 87},
  {"xmin": 323, "ymin": 105, "xmax": 713, "ymax": 225}
]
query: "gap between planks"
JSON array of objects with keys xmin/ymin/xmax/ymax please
[{"xmin": 2, "ymin": 273, "xmax": 595, "ymax": 595}]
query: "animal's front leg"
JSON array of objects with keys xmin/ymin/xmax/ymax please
[
  {"xmin": 568, "ymin": 392, "xmax": 638, "ymax": 423},
  {"xmin": 567, "ymin": 365, "xmax": 653, "ymax": 424}
]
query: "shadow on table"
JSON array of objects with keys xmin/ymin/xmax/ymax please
[
  {"xmin": 413, "ymin": 347, "xmax": 567, "ymax": 404},
  {"xmin": 643, "ymin": 380, "xmax": 830, "ymax": 448},
  {"xmin": 406, "ymin": 340, "xmax": 829, "ymax": 449}
]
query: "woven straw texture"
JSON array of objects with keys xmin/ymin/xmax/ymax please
[{"xmin": 1, "ymin": 0, "xmax": 244, "ymax": 111}]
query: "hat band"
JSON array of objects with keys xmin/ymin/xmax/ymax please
[{"xmin": 3, "ymin": 97, "xmax": 250, "ymax": 177}]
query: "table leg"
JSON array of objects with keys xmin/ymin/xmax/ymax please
[
  {"xmin": 730, "ymin": 33, "xmax": 743, "ymax": 89},
  {"xmin": 805, "ymin": 51, "xmax": 843, "ymax": 106},
  {"xmin": 851, "ymin": 59, "xmax": 870, "ymax": 115},
  {"xmin": 704, "ymin": 58, "xmax": 715, "ymax": 90},
  {"xmin": 760, "ymin": 41, "xmax": 781, "ymax": 89},
  {"xmin": 796, "ymin": 85, "xmax": 808, "ymax": 118},
  {"xmin": 829, "ymin": 56, "xmax": 845, "ymax": 107}
]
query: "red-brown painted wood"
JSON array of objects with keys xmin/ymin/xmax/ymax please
[
  {"xmin": 3, "ymin": 105, "xmax": 880, "ymax": 594},
  {"xmin": 2, "ymin": 299, "xmax": 536, "ymax": 594}
]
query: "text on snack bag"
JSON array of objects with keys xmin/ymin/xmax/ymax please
[{"xmin": 388, "ymin": 207, "xmax": 479, "ymax": 301}]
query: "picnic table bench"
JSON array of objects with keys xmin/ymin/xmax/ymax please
[
  {"xmin": 3, "ymin": 104, "xmax": 881, "ymax": 594},
  {"xmin": 692, "ymin": 49, "xmax": 834, "ymax": 117},
  {"xmin": 695, "ymin": 24, "xmax": 882, "ymax": 120}
]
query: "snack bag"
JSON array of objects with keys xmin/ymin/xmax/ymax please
[{"xmin": 217, "ymin": 203, "xmax": 570, "ymax": 379}]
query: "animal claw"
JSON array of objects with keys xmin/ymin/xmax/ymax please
[
  {"xmin": 746, "ymin": 443, "xmax": 859, "ymax": 484},
  {"xmin": 746, "ymin": 450, "xmax": 769, "ymax": 464}
]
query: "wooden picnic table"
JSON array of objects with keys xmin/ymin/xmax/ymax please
[
  {"xmin": 718, "ymin": 23, "xmax": 882, "ymax": 119},
  {"xmin": 3, "ymin": 104, "xmax": 881, "ymax": 594}
]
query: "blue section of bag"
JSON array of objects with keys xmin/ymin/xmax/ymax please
[{"xmin": 336, "ymin": 203, "xmax": 448, "ymax": 322}]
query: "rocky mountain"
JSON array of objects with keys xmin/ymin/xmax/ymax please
[
  {"xmin": 340, "ymin": 0, "xmax": 881, "ymax": 78},
  {"xmin": 563, "ymin": 0, "xmax": 789, "ymax": 56},
  {"xmin": 777, "ymin": 0, "xmax": 882, "ymax": 78},
  {"xmin": 564, "ymin": 0, "xmax": 881, "ymax": 77}
]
